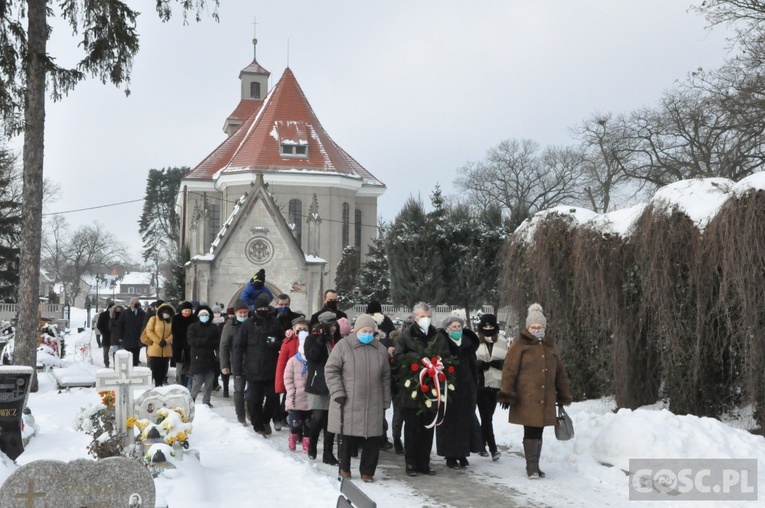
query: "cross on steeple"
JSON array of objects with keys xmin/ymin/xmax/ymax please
[{"xmin": 252, "ymin": 17, "xmax": 259, "ymax": 60}]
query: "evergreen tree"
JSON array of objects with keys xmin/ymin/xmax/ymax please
[
  {"xmin": 387, "ymin": 196, "xmax": 446, "ymax": 307},
  {"xmin": 0, "ymin": 146, "xmax": 20, "ymax": 302},
  {"xmin": 139, "ymin": 167, "xmax": 187, "ymax": 263},
  {"xmin": 357, "ymin": 223, "xmax": 391, "ymax": 304},
  {"xmin": 335, "ymin": 246, "xmax": 360, "ymax": 309},
  {"xmin": 164, "ymin": 245, "xmax": 190, "ymax": 301}
]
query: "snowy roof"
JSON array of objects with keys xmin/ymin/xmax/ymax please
[
  {"xmin": 184, "ymin": 68, "xmax": 385, "ymax": 188},
  {"xmin": 119, "ymin": 272, "xmax": 153, "ymax": 285}
]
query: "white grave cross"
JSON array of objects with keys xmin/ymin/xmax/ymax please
[{"xmin": 95, "ymin": 350, "xmax": 152, "ymax": 444}]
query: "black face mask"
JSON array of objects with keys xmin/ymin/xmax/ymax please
[
  {"xmin": 133, "ymin": 303, "xmax": 141, "ymax": 309},
  {"xmin": 256, "ymin": 310, "xmax": 269, "ymax": 319},
  {"xmin": 482, "ymin": 328, "xmax": 498, "ymax": 337},
  {"xmin": 326, "ymin": 301, "xmax": 338, "ymax": 311}
]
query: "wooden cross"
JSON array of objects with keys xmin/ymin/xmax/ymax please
[
  {"xmin": 95, "ymin": 350, "xmax": 152, "ymax": 445},
  {"xmin": 14, "ymin": 479, "xmax": 45, "ymax": 508}
]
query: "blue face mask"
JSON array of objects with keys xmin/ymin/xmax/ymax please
[
  {"xmin": 199, "ymin": 316, "xmax": 210, "ymax": 324},
  {"xmin": 276, "ymin": 307, "xmax": 288, "ymax": 313},
  {"xmin": 236, "ymin": 316, "xmax": 247, "ymax": 323},
  {"xmin": 358, "ymin": 333, "xmax": 374, "ymax": 344},
  {"xmin": 531, "ymin": 330, "xmax": 545, "ymax": 340}
]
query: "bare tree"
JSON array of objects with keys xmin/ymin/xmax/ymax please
[
  {"xmin": 455, "ymin": 139, "xmax": 588, "ymax": 229},
  {"xmin": 574, "ymin": 112, "xmax": 645, "ymax": 212},
  {"xmin": 66, "ymin": 222, "xmax": 129, "ymax": 299}
]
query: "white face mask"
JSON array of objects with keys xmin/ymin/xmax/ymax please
[
  {"xmin": 417, "ymin": 317, "xmax": 431, "ymax": 332},
  {"xmin": 297, "ymin": 330, "xmax": 309, "ymax": 342}
]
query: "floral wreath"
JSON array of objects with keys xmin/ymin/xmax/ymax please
[
  {"xmin": 397, "ymin": 338, "xmax": 457, "ymax": 428},
  {"xmin": 128, "ymin": 407, "xmax": 193, "ymax": 448}
]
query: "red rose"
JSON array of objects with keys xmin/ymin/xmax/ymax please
[
  {"xmin": 421, "ymin": 384, "xmax": 430, "ymax": 393},
  {"xmin": 438, "ymin": 372, "xmax": 446, "ymax": 381},
  {"xmin": 447, "ymin": 366, "xmax": 455, "ymax": 374},
  {"xmin": 411, "ymin": 363, "xmax": 419, "ymax": 371}
]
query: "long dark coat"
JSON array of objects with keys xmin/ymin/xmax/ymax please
[
  {"xmin": 171, "ymin": 313, "xmax": 196, "ymax": 364},
  {"xmin": 118, "ymin": 305, "xmax": 146, "ymax": 349},
  {"xmin": 96, "ymin": 309, "xmax": 111, "ymax": 348},
  {"xmin": 436, "ymin": 328, "xmax": 482, "ymax": 457},
  {"xmin": 187, "ymin": 306, "xmax": 221, "ymax": 375},
  {"xmin": 498, "ymin": 329, "xmax": 573, "ymax": 427},
  {"xmin": 232, "ymin": 311, "xmax": 283, "ymax": 380},
  {"xmin": 303, "ymin": 330, "xmax": 334, "ymax": 396},
  {"xmin": 393, "ymin": 323, "xmax": 444, "ymax": 409}
]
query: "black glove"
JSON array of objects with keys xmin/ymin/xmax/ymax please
[
  {"xmin": 159, "ymin": 339, "xmax": 167, "ymax": 348},
  {"xmin": 480, "ymin": 361, "xmax": 491, "ymax": 371},
  {"xmin": 489, "ymin": 360, "xmax": 504, "ymax": 370},
  {"xmin": 500, "ymin": 402, "xmax": 509, "ymax": 410},
  {"xmin": 335, "ymin": 396, "xmax": 347, "ymax": 406}
]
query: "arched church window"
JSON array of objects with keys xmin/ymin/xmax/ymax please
[
  {"xmin": 250, "ymin": 81, "xmax": 261, "ymax": 99},
  {"xmin": 289, "ymin": 199, "xmax": 303, "ymax": 246},
  {"xmin": 342, "ymin": 203, "xmax": 350, "ymax": 247}
]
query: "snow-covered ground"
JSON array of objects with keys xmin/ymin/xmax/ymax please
[{"xmin": 1, "ymin": 311, "xmax": 763, "ymax": 507}]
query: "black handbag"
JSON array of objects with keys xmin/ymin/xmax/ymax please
[
  {"xmin": 305, "ymin": 366, "xmax": 329, "ymax": 395},
  {"xmin": 555, "ymin": 404, "xmax": 575, "ymax": 441}
]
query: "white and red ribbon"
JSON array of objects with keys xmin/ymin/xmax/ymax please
[{"xmin": 418, "ymin": 355, "xmax": 448, "ymax": 428}]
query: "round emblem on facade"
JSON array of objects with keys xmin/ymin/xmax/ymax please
[{"xmin": 245, "ymin": 237, "xmax": 274, "ymax": 264}]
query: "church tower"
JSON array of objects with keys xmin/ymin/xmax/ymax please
[{"xmin": 179, "ymin": 37, "xmax": 385, "ymax": 315}]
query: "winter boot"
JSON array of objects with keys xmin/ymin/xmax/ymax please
[
  {"xmin": 322, "ymin": 432, "xmax": 338, "ymax": 465},
  {"xmin": 523, "ymin": 439, "xmax": 541, "ymax": 479},
  {"xmin": 223, "ymin": 385, "xmax": 229, "ymax": 398},
  {"xmin": 288, "ymin": 432, "xmax": 298, "ymax": 451},
  {"xmin": 393, "ymin": 438, "xmax": 404, "ymax": 455},
  {"xmin": 308, "ymin": 437, "xmax": 318, "ymax": 460},
  {"xmin": 537, "ymin": 438, "xmax": 546, "ymax": 477},
  {"xmin": 302, "ymin": 436, "xmax": 310, "ymax": 453}
]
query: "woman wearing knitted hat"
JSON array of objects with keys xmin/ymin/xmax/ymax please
[
  {"xmin": 325, "ymin": 314, "xmax": 391, "ymax": 483},
  {"xmin": 498, "ymin": 303, "xmax": 573, "ymax": 478}
]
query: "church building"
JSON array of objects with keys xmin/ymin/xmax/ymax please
[{"xmin": 177, "ymin": 39, "xmax": 385, "ymax": 315}]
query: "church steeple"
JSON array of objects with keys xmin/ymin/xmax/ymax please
[{"xmin": 238, "ymin": 36, "xmax": 270, "ymax": 101}]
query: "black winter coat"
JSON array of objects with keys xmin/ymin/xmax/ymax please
[
  {"xmin": 232, "ymin": 311, "xmax": 283, "ymax": 380},
  {"xmin": 436, "ymin": 328, "xmax": 482, "ymax": 458},
  {"xmin": 171, "ymin": 313, "xmax": 197, "ymax": 364},
  {"xmin": 109, "ymin": 310, "xmax": 124, "ymax": 346},
  {"xmin": 393, "ymin": 323, "xmax": 445, "ymax": 409},
  {"xmin": 118, "ymin": 306, "xmax": 146, "ymax": 349},
  {"xmin": 303, "ymin": 331, "xmax": 335, "ymax": 396},
  {"xmin": 96, "ymin": 310, "xmax": 111, "ymax": 348},
  {"xmin": 187, "ymin": 310, "xmax": 221, "ymax": 376}
]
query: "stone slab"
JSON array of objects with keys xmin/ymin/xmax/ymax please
[
  {"xmin": 50, "ymin": 365, "xmax": 96, "ymax": 388},
  {"xmin": 0, "ymin": 456, "xmax": 155, "ymax": 507}
]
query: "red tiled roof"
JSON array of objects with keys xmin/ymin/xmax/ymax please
[
  {"xmin": 227, "ymin": 99, "xmax": 263, "ymax": 123},
  {"xmin": 185, "ymin": 68, "xmax": 384, "ymax": 186}
]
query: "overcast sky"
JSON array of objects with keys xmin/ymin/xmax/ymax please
[{"xmin": 22, "ymin": 0, "xmax": 733, "ymax": 262}]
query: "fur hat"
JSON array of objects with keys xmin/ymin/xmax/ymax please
[
  {"xmin": 254, "ymin": 292, "xmax": 272, "ymax": 309},
  {"xmin": 353, "ymin": 314, "xmax": 378, "ymax": 333},
  {"xmin": 179, "ymin": 301, "xmax": 194, "ymax": 311},
  {"xmin": 479, "ymin": 314, "xmax": 498, "ymax": 330},
  {"xmin": 234, "ymin": 299, "xmax": 249, "ymax": 312},
  {"xmin": 526, "ymin": 303, "xmax": 547, "ymax": 329},
  {"xmin": 372, "ymin": 312, "xmax": 385, "ymax": 325},
  {"xmin": 318, "ymin": 311, "xmax": 337, "ymax": 324},
  {"xmin": 442, "ymin": 315, "xmax": 465, "ymax": 329},
  {"xmin": 337, "ymin": 317, "xmax": 352, "ymax": 336}
]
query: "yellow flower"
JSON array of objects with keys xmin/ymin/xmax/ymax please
[
  {"xmin": 425, "ymin": 400, "xmax": 432, "ymax": 408},
  {"xmin": 431, "ymin": 389, "xmax": 437, "ymax": 396},
  {"xmin": 411, "ymin": 391, "xmax": 417, "ymax": 399},
  {"xmin": 404, "ymin": 380, "xmax": 411, "ymax": 388},
  {"xmin": 448, "ymin": 384, "xmax": 455, "ymax": 391},
  {"xmin": 126, "ymin": 417, "xmax": 136, "ymax": 429},
  {"xmin": 440, "ymin": 395, "xmax": 446, "ymax": 403}
]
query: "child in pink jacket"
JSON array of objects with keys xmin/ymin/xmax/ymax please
[{"xmin": 284, "ymin": 331, "xmax": 311, "ymax": 452}]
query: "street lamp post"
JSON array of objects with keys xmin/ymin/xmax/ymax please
[
  {"xmin": 95, "ymin": 273, "xmax": 102, "ymax": 313},
  {"xmin": 110, "ymin": 279, "xmax": 116, "ymax": 301}
]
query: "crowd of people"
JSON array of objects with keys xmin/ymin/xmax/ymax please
[{"xmin": 92, "ymin": 269, "xmax": 573, "ymax": 483}]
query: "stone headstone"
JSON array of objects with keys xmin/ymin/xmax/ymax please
[
  {"xmin": 95, "ymin": 350, "xmax": 152, "ymax": 445},
  {"xmin": 135, "ymin": 385, "xmax": 195, "ymax": 423},
  {"xmin": 0, "ymin": 456, "xmax": 155, "ymax": 507},
  {"xmin": 0, "ymin": 366, "xmax": 33, "ymax": 461}
]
